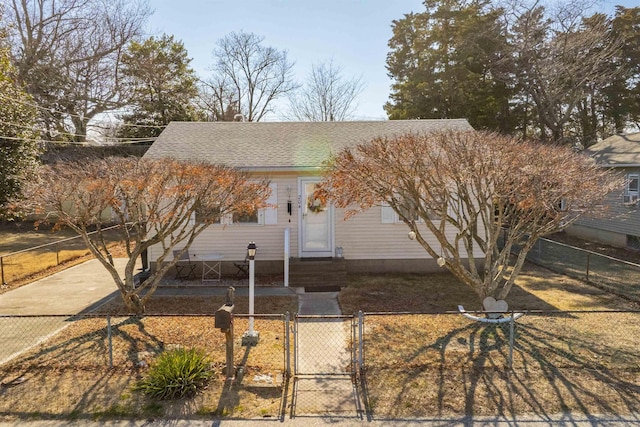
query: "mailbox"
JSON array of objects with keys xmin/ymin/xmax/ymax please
[{"xmin": 215, "ymin": 304, "xmax": 234, "ymax": 330}]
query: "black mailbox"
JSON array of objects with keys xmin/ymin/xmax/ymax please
[{"xmin": 215, "ymin": 304, "xmax": 234, "ymax": 330}]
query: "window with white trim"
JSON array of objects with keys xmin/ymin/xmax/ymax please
[
  {"xmin": 381, "ymin": 203, "xmax": 440, "ymax": 224},
  {"xmin": 233, "ymin": 210, "xmax": 259, "ymax": 224},
  {"xmin": 624, "ymin": 173, "xmax": 639, "ymax": 204},
  {"xmin": 193, "ymin": 183, "xmax": 278, "ymax": 225},
  {"xmin": 195, "ymin": 207, "xmax": 222, "ymax": 225}
]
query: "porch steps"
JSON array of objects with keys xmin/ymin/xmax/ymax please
[{"xmin": 289, "ymin": 257, "xmax": 347, "ymax": 290}]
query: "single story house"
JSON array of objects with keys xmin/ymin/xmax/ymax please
[
  {"xmin": 142, "ymin": 119, "xmax": 481, "ymax": 278},
  {"xmin": 567, "ymin": 132, "xmax": 640, "ymax": 249}
]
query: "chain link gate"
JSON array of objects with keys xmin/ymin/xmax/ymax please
[
  {"xmin": 288, "ymin": 313, "xmax": 365, "ymax": 417},
  {"xmin": 292, "ymin": 314, "xmax": 357, "ymax": 377}
]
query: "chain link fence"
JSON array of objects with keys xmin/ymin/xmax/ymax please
[
  {"xmin": 506, "ymin": 234, "xmax": 640, "ymax": 302},
  {"xmin": 0, "ymin": 313, "xmax": 287, "ymax": 370},
  {"xmin": 289, "ymin": 315, "xmax": 360, "ymax": 417},
  {"xmin": 360, "ymin": 310, "xmax": 640, "ymax": 416},
  {"xmin": 0, "ymin": 313, "xmax": 288, "ymax": 419},
  {"xmin": 1, "ymin": 310, "xmax": 639, "ymax": 418}
]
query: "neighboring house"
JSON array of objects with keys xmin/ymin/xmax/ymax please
[
  {"xmin": 142, "ymin": 119, "xmax": 480, "ymax": 276},
  {"xmin": 567, "ymin": 132, "xmax": 640, "ymax": 249}
]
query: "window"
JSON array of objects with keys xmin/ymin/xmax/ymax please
[
  {"xmin": 624, "ymin": 173, "xmax": 639, "ymax": 204},
  {"xmin": 191, "ymin": 182, "xmax": 278, "ymax": 226},
  {"xmin": 627, "ymin": 235, "xmax": 640, "ymax": 251},
  {"xmin": 232, "ymin": 183, "xmax": 279, "ymax": 225},
  {"xmin": 381, "ymin": 203, "xmax": 440, "ymax": 224},
  {"xmin": 398, "ymin": 203, "xmax": 420, "ymax": 222},
  {"xmin": 195, "ymin": 207, "xmax": 222, "ymax": 225},
  {"xmin": 233, "ymin": 210, "xmax": 259, "ymax": 224}
]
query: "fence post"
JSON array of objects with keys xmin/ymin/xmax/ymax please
[
  {"xmin": 284, "ymin": 312, "xmax": 290, "ymax": 378},
  {"xmin": 536, "ymin": 239, "xmax": 542, "ymax": 261},
  {"xmin": 508, "ymin": 311, "xmax": 515, "ymax": 369},
  {"xmin": 107, "ymin": 315, "xmax": 113, "ymax": 368},
  {"xmin": 1, "ymin": 256, "xmax": 5, "ymax": 286},
  {"xmin": 586, "ymin": 253, "xmax": 590, "ymax": 282},
  {"xmin": 358, "ymin": 310, "xmax": 364, "ymax": 374},
  {"xmin": 293, "ymin": 314, "xmax": 299, "ymax": 376}
]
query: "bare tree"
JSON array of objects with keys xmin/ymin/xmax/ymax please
[
  {"xmin": 286, "ymin": 59, "xmax": 365, "ymax": 121},
  {"xmin": 206, "ymin": 31, "xmax": 297, "ymax": 122},
  {"xmin": 5, "ymin": 0, "xmax": 151, "ymax": 142},
  {"xmin": 16, "ymin": 157, "xmax": 271, "ymax": 313},
  {"xmin": 197, "ymin": 75, "xmax": 241, "ymax": 122},
  {"xmin": 499, "ymin": 0, "xmax": 621, "ymax": 143},
  {"xmin": 319, "ymin": 130, "xmax": 620, "ymax": 304}
]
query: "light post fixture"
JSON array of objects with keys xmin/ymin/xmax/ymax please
[{"xmin": 242, "ymin": 241, "xmax": 259, "ymax": 346}]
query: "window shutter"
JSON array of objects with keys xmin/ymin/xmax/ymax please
[
  {"xmin": 381, "ymin": 204, "xmax": 396, "ymax": 224},
  {"xmin": 264, "ymin": 183, "xmax": 278, "ymax": 225}
]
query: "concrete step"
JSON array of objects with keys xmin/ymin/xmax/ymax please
[{"xmin": 289, "ymin": 257, "xmax": 347, "ymax": 288}]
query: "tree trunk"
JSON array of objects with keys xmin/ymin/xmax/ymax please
[{"xmin": 123, "ymin": 291, "xmax": 145, "ymax": 314}]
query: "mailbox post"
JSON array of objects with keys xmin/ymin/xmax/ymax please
[{"xmin": 215, "ymin": 287, "xmax": 235, "ymax": 378}]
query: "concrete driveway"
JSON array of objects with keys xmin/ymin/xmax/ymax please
[
  {"xmin": 0, "ymin": 258, "xmax": 131, "ymax": 315},
  {"xmin": 0, "ymin": 258, "xmax": 133, "ymax": 364}
]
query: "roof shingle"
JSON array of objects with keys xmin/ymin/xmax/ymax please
[
  {"xmin": 143, "ymin": 119, "xmax": 473, "ymax": 170},
  {"xmin": 586, "ymin": 133, "xmax": 640, "ymax": 167}
]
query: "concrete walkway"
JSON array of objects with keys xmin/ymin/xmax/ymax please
[
  {"xmin": 293, "ymin": 291, "xmax": 359, "ymax": 418},
  {"xmin": 297, "ymin": 291, "xmax": 342, "ymax": 315}
]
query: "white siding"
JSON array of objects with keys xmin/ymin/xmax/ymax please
[
  {"xmin": 150, "ymin": 174, "xmax": 299, "ymax": 263},
  {"xmin": 335, "ymin": 206, "xmax": 484, "ymax": 260},
  {"xmin": 149, "ymin": 172, "xmax": 484, "ymax": 263}
]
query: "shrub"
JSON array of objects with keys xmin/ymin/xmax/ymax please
[{"xmin": 135, "ymin": 348, "xmax": 213, "ymax": 400}]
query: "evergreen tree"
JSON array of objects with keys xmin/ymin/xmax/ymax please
[
  {"xmin": 0, "ymin": 26, "xmax": 38, "ymax": 212},
  {"xmin": 604, "ymin": 7, "xmax": 640, "ymax": 133},
  {"xmin": 385, "ymin": 0, "xmax": 513, "ymax": 132},
  {"xmin": 118, "ymin": 34, "xmax": 202, "ymax": 139}
]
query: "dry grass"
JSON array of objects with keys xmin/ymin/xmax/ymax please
[
  {"xmin": 2, "ymin": 217, "xmax": 640, "ymax": 420},
  {"xmin": 348, "ymin": 263, "xmax": 640, "ymax": 417},
  {"xmin": 0, "ymin": 293, "xmax": 296, "ymax": 421},
  {"xmin": 0, "ymin": 223, "xmax": 124, "ymax": 293}
]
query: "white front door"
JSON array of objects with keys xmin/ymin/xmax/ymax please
[{"xmin": 299, "ymin": 178, "xmax": 333, "ymax": 258}]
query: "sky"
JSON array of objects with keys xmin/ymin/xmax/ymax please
[{"xmin": 145, "ymin": 0, "xmax": 638, "ymax": 122}]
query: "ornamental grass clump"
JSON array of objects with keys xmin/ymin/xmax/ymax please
[{"xmin": 135, "ymin": 348, "xmax": 213, "ymax": 400}]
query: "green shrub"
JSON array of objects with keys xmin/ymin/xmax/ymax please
[{"xmin": 135, "ymin": 348, "xmax": 213, "ymax": 400}]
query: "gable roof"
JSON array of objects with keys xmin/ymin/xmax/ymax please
[
  {"xmin": 143, "ymin": 119, "xmax": 473, "ymax": 171},
  {"xmin": 586, "ymin": 132, "xmax": 640, "ymax": 167}
]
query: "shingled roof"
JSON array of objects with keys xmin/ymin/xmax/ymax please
[
  {"xmin": 143, "ymin": 119, "xmax": 473, "ymax": 170},
  {"xmin": 586, "ymin": 132, "xmax": 640, "ymax": 167}
]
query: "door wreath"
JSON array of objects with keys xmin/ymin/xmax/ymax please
[{"xmin": 307, "ymin": 196, "xmax": 326, "ymax": 213}]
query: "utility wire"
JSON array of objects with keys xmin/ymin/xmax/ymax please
[
  {"xmin": 0, "ymin": 134, "xmax": 156, "ymax": 145},
  {"xmin": 0, "ymin": 119, "xmax": 160, "ymax": 141},
  {"xmin": 0, "ymin": 93, "xmax": 168, "ymax": 129}
]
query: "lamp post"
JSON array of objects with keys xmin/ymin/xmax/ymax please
[{"xmin": 242, "ymin": 242, "xmax": 259, "ymax": 345}]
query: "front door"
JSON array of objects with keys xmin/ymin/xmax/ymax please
[{"xmin": 299, "ymin": 178, "xmax": 333, "ymax": 258}]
